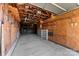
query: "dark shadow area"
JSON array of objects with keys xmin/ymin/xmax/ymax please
[
  {"xmin": 32, "ymin": 24, "xmax": 37, "ymax": 34},
  {"xmin": 20, "ymin": 20, "xmax": 38, "ymax": 35}
]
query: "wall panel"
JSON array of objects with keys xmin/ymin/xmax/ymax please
[
  {"xmin": 1, "ymin": 4, "xmax": 20, "ymax": 55},
  {"xmin": 42, "ymin": 8, "xmax": 79, "ymax": 52}
]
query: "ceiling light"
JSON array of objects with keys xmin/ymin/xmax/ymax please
[
  {"xmin": 77, "ymin": 3, "xmax": 79, "ymax": 5},
  {"xmin": 37, "ymin": 11, "xmax": 41, "ymax": 14},
  {"xmin": 25, "ymin": 6, "xmax": 29, "ymax": 9},
  {"xmin": 17, "ymin": 3, "xmax": 24, "ymax": 5},
  {"xmin": 51, "ymin": 3, "xmax": 67, "ymax": 11}
]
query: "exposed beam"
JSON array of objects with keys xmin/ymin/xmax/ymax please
[{"xmin": 51, "ymin": 3, "xmax": 67, "ymax": 11}]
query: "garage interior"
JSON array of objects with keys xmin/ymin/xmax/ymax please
[{"xmin": 1, "ymin": 3, "xmax": 79, "ymax": 56}]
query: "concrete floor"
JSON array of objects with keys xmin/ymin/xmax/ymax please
[{"xmin": 12, "ymin": 34, "xmax": 79, "ymax": 56}]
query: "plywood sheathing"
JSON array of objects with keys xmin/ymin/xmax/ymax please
[
  {"xmin": 2, "ymin": 4, "xmax": 20, "ymax": 55},
  {"xmin": 2, "ymin": 22, "xmax": 11, "ymax": 54},
  {"xmin": 42, "ymin": 8, "xmax": 79, "ymax": 52},
  {"xmin": 8, "ymin": 5, "xmax": 20, "ymax": 23}
]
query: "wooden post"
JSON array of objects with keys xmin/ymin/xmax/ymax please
[
  {"xmin": 0, "ymin": 3, "xmax": 4, "ymax": 56},
  {"xmin": 2, "ymin": 3, "xmax": 9, "ymax": 56}
]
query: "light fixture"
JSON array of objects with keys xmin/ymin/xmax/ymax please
[
  {"xmin": 71, "ymin": 22, "xmax": 78, "ymax": 27},
  {"xmin": 17, "ymin": 3, "xmax": 24, "ymax": 5},
  {"xmin": 25, "ymin": 6, "xmax": 29, "ymax": 9},
  {"xmin": 51, "ymin": 3, "xmax": 67, "ymax": 11},
  {"xmin": 70, "ymin": 18, "xmax": 78, "ymax": 27},
  {"xmin": 24, "ymin": 17, "xmax": 27, "ymax": 22},
  {"xmin": 37, "ymin": 11, "xmax": 41, "ymax": 14},
  {"xmin": 77, "ymin": 3, "xmax": 79, "ymax": 5}
]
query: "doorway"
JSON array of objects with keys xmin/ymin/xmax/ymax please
[
  {"xmin": 33, "ymin": 24, "xmax": 37, "ymax": 34},
  {"xmin": 20, "ymin": 20, "xmax": 38, "ymax": 35}
]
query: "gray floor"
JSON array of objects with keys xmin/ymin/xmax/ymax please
[{"xmin": 12, "ymin": 34, "xmax": 79, "ymax": 56}]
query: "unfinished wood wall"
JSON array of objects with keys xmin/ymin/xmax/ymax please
[
  {"xmin": 2, "ymin": 4, "xmax": 20, "ymax": 55},
  {"xmin": 42, "ymin": 8, "xmax": 79, "ymax": 52}
]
